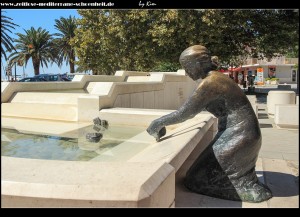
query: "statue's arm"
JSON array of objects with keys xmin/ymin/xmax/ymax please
[
  {"xmin": 155, "ymin": 88, "xmax": 206, "ymax": 126},
  {"xmin": 147, "ymin": 81, "xmax": 213, "ymax": 140}
]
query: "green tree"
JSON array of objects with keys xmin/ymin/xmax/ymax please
[
  {"xmin": 72, "ymin": 9, "xmax": 299, "ymax": 74},
  {"xmin": 54, "ymin": 15, "xmax": 77, "ymax": 74},
  {"xmin": 8, "ymin": 27, "xmax": 56, "ymax": 75},
  {"xmin": 71, "ymin": 10, "xmax": 112, "ymax": 74},
  {"xmin": 72, "ymin": 10, "xmax": 154, "ymax": 75},
  {"xmin": 72, "ymin": 10, "xmax": 206, "ymax": 74},
  {"xmin": 200, "ymin": 9, "xmax": 299, "ymax": 66},
  {"xmin": 249, "ymin": 10, "xmax": 298, "ymax": 60},
  {"xmin": 285, "ymin": 45, "xmax": 298, "ymax": 58},
  {"xmin": 152, "ymin": 62, "xmax": 181, "ymax": 72},
  {"xmin": 1, "ymin": 11, "xmax": 19, "ymax": 60}
]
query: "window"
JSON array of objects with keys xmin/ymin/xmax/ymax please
[
  {"xmin": 292, "ymin": 69, "xmax": 297, "ymax": 82},
  {"xmin": 268, "ymin": 66, "xmax": 276, "ymax": 78}
]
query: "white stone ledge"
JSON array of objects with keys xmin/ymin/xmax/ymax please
[
  {"xmin": 2, "ymin": 159, "xmax": 175, "ymax": 207},
  {"xmin": 2, "ymin": 72, "xmax": 198, "ymax": 122},
  {"xmin": 267, "ymin": 91, "xmax": 296, "ymax": 117},
  {"xmin": 274, "ymin": 104, "xmax": 299, "ymax": 129}
]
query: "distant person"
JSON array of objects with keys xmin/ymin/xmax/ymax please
[
  {"xmin": 238, "ymin": 72, "xmax": 243, "ymax": 85},
  {"xmin": 146, "ymin": 45, "xmax": 272, "ymax": 202}
]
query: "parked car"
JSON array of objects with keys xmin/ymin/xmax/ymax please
[
  {"xmin": 18, "ymin": 77, "xmax": 47, "ymax": 82},
  {"xmin": 34, "ymin": 74, "xmax": 71, "ymax": 81},
  {"xmin": 66, "ymin": 73, "xmax": 90, "ymax": 81}
]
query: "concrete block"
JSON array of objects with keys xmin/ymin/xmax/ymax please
[
  {"xmin": 154, "ymin": 90, "xmax": 164, "ymax": 109},
  {"xmin": 78, "ymin": 95, "xmax": 100, "ymax": 122},
  {"xmin": 90, "ymin": 82, "xmax": 114, "ymax": 95},
  {"xmin": 85, "ymin": 82, "xmax": 97, "ymax": 93},
  {"xmin": 113, "ymin": 95, "xmax": 122, "ymax": 107},
  {"xmin": 115, "ymin": 70, "xmax": 149, "ymax": 77},
  {"xmin": 1, "ymin": 103, "xmax": 77, "ymax": 122},
  {"xmin": 1, "ymin": 82, "xmax": 83, "ymax": 103},
  {"xmin": 126, "ymin": 76, "xmax": 151, "ymax": 82},
  {"xmin": 72, "ymin": 75, "xmax": 85, "ymax": 82},
  {"xmin": 120, "ymin": 94, "xmax": 131, "ymax": 108},
  {"xmin": 149, "ymin": 73, "xmax": 164, "ymax": 82},
  {"xmin": 10, "ymin": 92, "xmax": 81, "ymax": 105},
  {"xmin": 131, "ymin": 92, "xmax": 144, "ymax": 108},
  {"xmin": 143, "ymin": 91, "xmax": 155, "ymax": 109},
  {"xmin": 267, "ymin": 91, "xmax": 296, "ymax": 117},
  {"xmin": 246, "ymin": 95, "xmax": 257, "ymax": 105},
  {"xmin": 1, "ymin": 81, "xmax": 10, "ymax": 92},
  {"xmin": 274, "ymin": 104, "xmax": 299, "ymax": 129},
  {"xmin": 176, "ymin": 69, "xmax": 186, "ymax": 75},
  {"xmin": 99, "ymin": 108, "xmax": 175, "ymax": 127},
  {"xmin": 163, "ymin": 82, "xmax": 179, "ymax": 110},
  {"xmin": 2, "ymin": 158, "xmax": 175, "ymax": 208}
]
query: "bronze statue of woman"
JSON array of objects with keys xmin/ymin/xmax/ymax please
[{"xmin": 146, "ymin": 45, "xmax": 272, "ymax": 202}]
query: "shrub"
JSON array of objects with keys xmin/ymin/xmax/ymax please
[
  {"xmin": 152, "ymin": 62, "xmax": 181, "ymax": 72},
  {"xmin": 271, "ymin": 78, "xmax": 279, "ymax": 81}
]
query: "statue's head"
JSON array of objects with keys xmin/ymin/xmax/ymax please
[{"xmin": 179, "ymin": 45, "xmax": 217, "ymax": 80}]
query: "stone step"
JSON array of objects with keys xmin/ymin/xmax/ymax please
[
  {"xmin": 9, "ymin": 92, "xmax": 85, "ymax": 105},
  {"xmin": 1, "ymin": 102, "xmax": 78, "ymax": 121},
  {"xmin": 85, "ymin": 82, "xmax": 97, "ymax": 93}
]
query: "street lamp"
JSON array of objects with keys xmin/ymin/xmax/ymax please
[{"xmin": 14, "ymin": 62, "xmax": 17, "ymax": 81}]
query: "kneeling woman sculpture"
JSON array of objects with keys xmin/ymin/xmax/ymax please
[{"xmin": 146, "ymin": 45, "xmax": 272, "ymax": 202}]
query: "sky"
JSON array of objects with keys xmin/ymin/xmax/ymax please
[{"xmin": 1, "ymin": 9, "xmax": 81, "ymax": 79}]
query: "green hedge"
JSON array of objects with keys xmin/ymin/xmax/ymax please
[
  {"xmin": 152, "ymin": 62, "xmax": 181, "ymax": 72},
  {"xmin": 265, "ymin": 78, "xmax": 279, "ymax": 81}
]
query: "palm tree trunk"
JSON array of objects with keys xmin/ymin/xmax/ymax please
[
  {"xmin": 32, "ymin": 58, "xmax": 40, "ymax": 75},
  {"xmin": 69, "ymin": 60, "xmax": 75, "ymax": 74},
  {"xmin": 69, "ymin": 50, "xmax": 75, "ymax": 74}
]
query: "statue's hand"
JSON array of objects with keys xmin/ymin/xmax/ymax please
[{"xmin": 146, "ymin": 120, "xmax": 166, "ymax": 142}]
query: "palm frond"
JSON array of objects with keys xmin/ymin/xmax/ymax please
[
  {"xmin": 7, "ymin": 26, "xmax": 56, "ymax": 75},
  {"xmin": 54, "ymin": 15, "xmax": 77, "ymax": 73},
  {"xmin": 1, "ymin": 12, "xmax": 19, "ymax": 60}
]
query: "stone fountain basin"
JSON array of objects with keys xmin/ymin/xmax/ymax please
[{"xmin": 1, "ymin": 108, "xmax": 217, "ymax": 207}]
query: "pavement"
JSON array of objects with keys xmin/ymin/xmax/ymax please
[
  {"xmin": 175, "ymin": 103, "xmax": 299, "ymax": 208},
  {"xmin": 238, "ymin": 83, "xmax": 298, "ymax": 94}
]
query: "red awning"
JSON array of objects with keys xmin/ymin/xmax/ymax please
[
  {"xmin": 228, "ymin": 67, "xmax": 242, "ymax": 72},
  {"xmin": 218, "ymin": 69, "xmax": 230, "ymax": 73}
]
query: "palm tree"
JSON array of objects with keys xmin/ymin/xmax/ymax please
[
  {"xmin": 8, "ymin": 27, "xmax": 56, "ymax": 75},
  {"xmin": 54, "ymin": 16, "xmax": 77, "ymax": 74},
  {"xmin": 1, "ymin": 11, "xmax": 19, "ymax": 60}
]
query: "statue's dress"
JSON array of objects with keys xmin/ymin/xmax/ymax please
[{"xmin": 184, "ymin": 72, "xmax": 272, "ymax": 202}]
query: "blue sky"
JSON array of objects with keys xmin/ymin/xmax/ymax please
[{"xmin": 1, "ymin": 9, "xmax": 81, "ymax": 78}]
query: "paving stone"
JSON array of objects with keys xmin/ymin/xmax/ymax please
[{"xmin": 263, "ymin": 158, "xmax": 299, "ymax": 208}]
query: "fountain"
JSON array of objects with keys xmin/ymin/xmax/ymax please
[{"xmin": 1, "ymin": 108, "xmax": 217, "ymax": 207}]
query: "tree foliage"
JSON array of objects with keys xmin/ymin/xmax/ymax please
[
  {"xmin": 72, "ymin": 9, "xmax": 299, "ymax": 74},
  {"xmin": 193, "ymin": 9, "xmax": 299, "ymax": 66},
  {"xmin": 72, "ymin": 10, "xmax": 206, "ymax": 75},
  {"xmin": 8, "ymin": 27, "xmax": 57, "ymax": 75},
  {"xmin": 54, "ymin": 15, "xmax": 77, "ymax": 74},
  {"xmin": 1, "ymin": 11, "xmax": 19, "ymax": 60}
]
